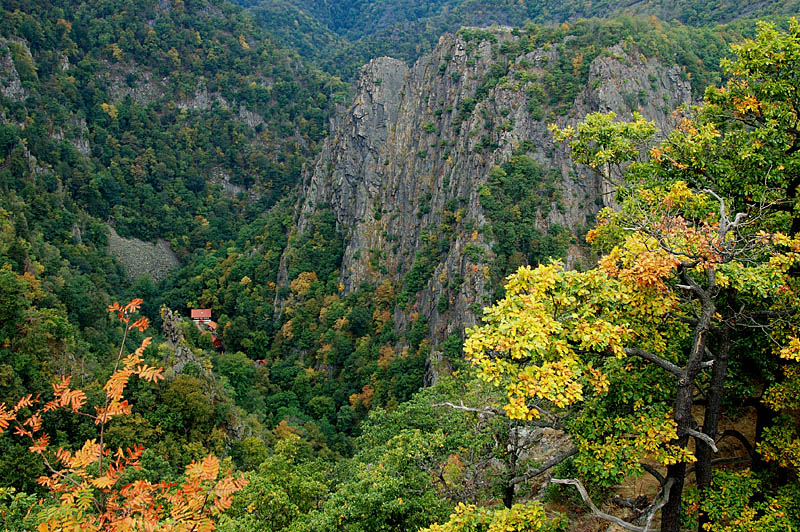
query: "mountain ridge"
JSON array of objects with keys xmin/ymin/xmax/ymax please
[
  {"xmin": 280, "ymin": 25, "xmax": 693, "ymax": 365},
  {"xmin": 236, "ymin": 0, "xmax": 796, "ymax": 79}
]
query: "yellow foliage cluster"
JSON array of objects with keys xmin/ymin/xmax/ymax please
[
  {"xmin": 290, "ymin": 271, "xmax": 318, "ymax": 296},
  {"xmin": 465, "ymin": 260, "xmax": 679, "ymax": 422},
  {"xmin": 421, "ymin": 501, "xmax": 566, "ymax": 532}
]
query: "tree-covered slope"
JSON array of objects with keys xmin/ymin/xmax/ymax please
[
  {"xmin": 1, "ymin": 0, "xmax": 799, "ymax": 528},
  {"xmin": 0, "ymin": 0, "xmax": 786, "ymax": 480},
  {"xmin": 0, "ymin": 0, "xmax": 346, "ymax": 490},
  {"xmin": 158, "ymin": 16, "xmax": 752, "ymax": 463},
  {"xmin": 0, "ymin": 0, "xmax": 348, "ymax": 371},
  {"xmin": 236, "ymin": 0, "xmax": 800, "ymax": 78},
  {"xmin": 1, "ymin": 0, "xmax": 345, "ymax": 246},
  {"xmin": 252, "ymin": 0, "xmax": 800, "ymax": 36}
]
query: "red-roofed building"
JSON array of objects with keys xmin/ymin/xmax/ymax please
[
  {"xmin": 191, "ymin": 309, "xmax": 212, "ymax": 322},
  {"xmin": 190, "ymin": 309, "xmax": 223, "ymax": 351}
]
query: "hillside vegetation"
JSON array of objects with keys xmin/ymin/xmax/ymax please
[
  {"xmin": 237, "ymin": 0, "xmax": 798, "ymax": 78},
  {"xmin": 0, "ymin": 0, "xmax": 344, "ymax": 497},
  {"xmin": 1, "ymin": 0, "xmax": 799, "ymax": 530}
]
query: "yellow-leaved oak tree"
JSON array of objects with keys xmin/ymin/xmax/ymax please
[
  {"xmin": 0, "ymin": 299, "xmax": 247, "ymax": 532},
  {"xmin": 461, "ymin": 21, "xmax": 800, "ymax": 532}
]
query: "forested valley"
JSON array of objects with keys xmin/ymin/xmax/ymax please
[{"xmin": 1, "ymin": 1, "xmax": 800, "ymax": 530}]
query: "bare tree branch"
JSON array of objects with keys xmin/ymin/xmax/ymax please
[
  {"xmin": 431, "ymin": 402, "xmax": 503, "ymax": 416},
  {"xmin": 687, "ymin": 429, "xmax": 718, "ymax": 452},
  {"xmin": 717, "ymin": 429, "xmax": 754, "ymax": 457},
  {"xmin": 709, "ymin": 456, "xmax": 751, "ymax": 466},
  {"xmin": 703, "ymin": 188, "xmax": 747, "ymax": 240},
  {"xmin": 640, "ymin": 463, "xmax": 666, "ymax": 486},
  {"xmin": 642, "ymin": 478, "xmax": 674, "ymax": 532},
  {"xmin": 679, "ymin": 266, "xmax": 706, "ymax": 297},
  {"xmin": 624, "ymin": 348, "xmax": 684, "ymax": 378},
  {"xmin": 551, "ymin": 477, "xmax": 674, "ymax": 532},
  {"xmin": 432, "ymin": 402, "xmax": 564, "ymax": 429},
  {"xmin": 687, "ymin": 455, "xmax": 751, "ymax": 476}
]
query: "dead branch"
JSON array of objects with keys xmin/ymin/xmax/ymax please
[
  {"xmin": 432, "ymin": 401, "xmax": 503, "ymax": 416},
  {"xmin": 551, "ymin": 477, "xmax": 674, "ymax": 532},
  {"xmin": 717, "ymin": 429, "xmax": 754, "ymax": 456},
  {"xmin": 640, "ymin": 463, "xmax": 666, "ymax": 486},
  {"xmin": 623, "ymin": 348, "xmax": 684, "ymax": 378},
  {"xmin": 687, "ymin": 428, "xmax": 718, "ymax": 453},
  {"xmin": 432, "ymin": 401, "xmax": 564, "ymax": 429}
]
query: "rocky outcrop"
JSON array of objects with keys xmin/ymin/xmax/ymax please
[
  {"xmin": 578, "ymin": 44, "xmax": 691, "ymax": 123},
  {"xmin": 103, "ymin": 61, "xmax": 166, "ymax": 105},
  {"xmin": 160, "ymin": 306, "xmax": 212, "ymax": 377},
  {"xmin": 286, "ymin": 28, "xmax": 692, "ymax": 347},
  {"xmin": 176, "ymin": 86, "xmax": 229, "ymax": 111},
  {"xmin": 0, "ymin": 39, "xmax": 29, "ymax": 103}
]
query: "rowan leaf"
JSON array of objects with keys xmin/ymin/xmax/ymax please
[
  {"xmin": 123, "ymin": 298, "xmax": 144, "ymax": 314},
  {"xmin": 13, "ymin": 394, "xmax": 36, "ymax": 412},
  {"xmin": 0, "ymin": 404, "xmax": 14, "ymax": 432},
  {"xmin": 29, "ymin": 434, "xmax": 50, "ymax": 454},
  {"xmin": 69, "ymin": 439, "xmax": 101, "ymax": 469},
  {"xmin": 135, "ymin": 364, "xmax": 164, "ymax": 383},
  {"xmin": 92, "ymin": 475, "xmax": 115, "ymax": 489},
  {"xmin": 103, "ymin": 370, "xmax": 132, "ymax": 402}
]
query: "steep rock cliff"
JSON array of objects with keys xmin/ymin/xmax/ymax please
[{"xmin": 287, "ymin": 28, "xmax": 692, "ymax": 349}]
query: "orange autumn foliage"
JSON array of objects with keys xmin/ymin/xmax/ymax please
[{"xmin": 0, "ymin": 298, "xmax": 247, "ymax": 532}]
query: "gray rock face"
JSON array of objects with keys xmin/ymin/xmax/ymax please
[
  {"xmin": 176, "ymin": 87, "xmax": 229, "ymax": 111},
  {"xmin": 0, "ymin": 39, "xmax": 28, "ymax": 103},
  {"xmin": 573, "ymin": 43, "xmax": 692, "ymax": 144},
  {"xmin": 286, "ymin": 30, "xmax": 692, "ymax": 348},
  {"xmin": 160, "ymin": 306, "xmax": 212, "ymax": 377},
  {"xmin": 103, "ymin": 61, "xmax": 166, "ymax": 105}
]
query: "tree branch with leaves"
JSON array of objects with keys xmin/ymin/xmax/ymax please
[{"xmin": 0, "ymin": 299, "xmax": 247, "ymax": 532}]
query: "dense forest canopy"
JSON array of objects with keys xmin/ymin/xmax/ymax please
[
  {"xmin": 236, "ymin": 0, "xmax": 800, "ymax": 78},
  {"xmin": 0, "ymin": 0, "xmax": 800, "ymax": 530}
]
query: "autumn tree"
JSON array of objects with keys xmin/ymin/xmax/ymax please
[
  {"xmin": 0, "ymin": 299, "xmax": 247, "ymax": 531},
  {"xmin": 463, "ymin": 20, "xmax": 800, "ymax": 532},
  {"xmin": 549, "ymin": 110, "xmax": 655, "ymax": 203}
]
